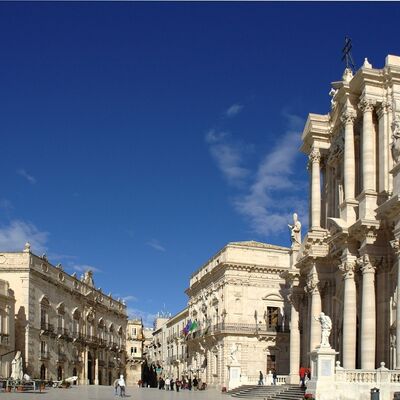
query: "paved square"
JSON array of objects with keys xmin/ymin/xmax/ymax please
[{"xmin": 3, "ymin": 386, "xmax": 228, "ymax": 400}]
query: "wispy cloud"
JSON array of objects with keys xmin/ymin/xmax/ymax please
[
  {"xmin": 225, "ymin": 103, "xmax": 243, "ymax": 118},
  {"xmin": 205, "ymin": 129, "xmax": 249, "ymax": 187},
  {"xmin": 147, "ymin": 239, "xmax": 166, "ymax": 252},
  {"xmin": 70, "ymin": 264, "xmax": 102, "ymax": 273},
  {"xmin": 207, "ymin": 111, "xmax": 308, "ymax": 237},
  {"xmin": 17, "ymin": 169, "xmax": 37, "ymax": 184},
  {"xmin": 0, "ymin": 220, "xmax": 48, "ymax": 253},
  {"xmin": 122, "ymin": 295, "xmax": 137, "ymax": 302},
  {"xmin": 127, "ymin": 307, "xmax": 157, "ymax": 328}
]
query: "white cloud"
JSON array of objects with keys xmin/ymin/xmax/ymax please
[
  {"xmin": 205, "ymin": 129, "xmax": 249, "ymax": 187},
  {"xmin": 147, "ymin": 239, "xmax": 166, "ymax": 252},
  {"xmin": 17, "ymin": 169, "xmax": 37, "ymax": 184},
  {"xmin": 70, "ymin": 264, "xmax": 102, "ymax": 273},
  {"xmin": 127, "ymin": 307, "xmax": 157, "ymax": 328},
  {"xmin": 225, "ymin": 103, "xmax": 243, "ymax": 118},
  {"xmin": 122, "ymin": 295, "xmax": 137, "ymax": 303},
  {"xmin": 207, "ymin": 111, "xmax": 308, "ymax": 237},
  {"xmin": 233, "ymin": 113, "xmax": 308, "ymax": 236},
  {"xmin": 0, "ymin": 220, "xmax": 48, "ymax": 253}
]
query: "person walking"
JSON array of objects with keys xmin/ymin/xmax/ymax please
[
  {"xmin": 272, "ymin": 369, "xmax": 277, "ymax": 385},
  {"xmin": 258, "ymin": 371, "xmax": 263, "ymax": 385},
  {"xmin": 170, "ymin": 378, "xmax": 175, "ymax": 391},
  {"xmin": 165, "ymin": 377, "xmax": 170, "ymax": 390},
  {"xmin": 193, "ymin": 377, "xmax": 198, "ymax": 390},
  {"xmin": 113, "ymin": 378, "xmax": 120, "ymax": 396},
  {"xmin": 299, "ymin": 367, "xmax": 306, "ymax": 388},
  {"xmin": 118, "ymin": 375, "xmax": 126, "ymax": 397},
  {"xmin": 176, "ymin": 378, "xmax": 181, "ymax": 392}
]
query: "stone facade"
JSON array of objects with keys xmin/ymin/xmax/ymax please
[
  {"xmin": 0, "ymin": 279, "xmax": 15, "ymax": 377},
  {"xmin": 125, "ymin": 319, "xmax": 145, "ymax": 386},
  {"xmin": 185, "ymin": 241, "xmax": 291, "ymax": 389},
  {"xmin": 0, "ymin": 245, "xmax": 127, "ymax": 384},
  {"xmin": 287, "ymin": 54, "xmax": 400, "ymax": 399}
]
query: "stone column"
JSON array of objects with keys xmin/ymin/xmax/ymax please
[
  {"xmin": 358, "ymin": 255, "xmax": 376, "ymax": 369},
  {"xmin": 377, "ymin": 102, "xmax": 390, "ymax": 193},
  {"xmin": 288, "ymin": 293, "xmax": 301, "ymax": 383},
  {"xmin": 390, "ymin": 238, "xmax": 400, "ymax": 369},
  {"xmin": 359, "ymin": 98, "xmax": 376, "ymax": 191},
  {"xmin": 341, "ymin": 108, "xmax": 357, "ymax": 200},
  {"xmin": 309, "ymin": 149, "xmax": 321, "ymax": 229},
  {"xmin": 307, "ymin": 267, "xmax": 321, "ymax": 352},
  {"xmin": 339, "ymin": 261, "xmax": 357, "ymax": 369}
]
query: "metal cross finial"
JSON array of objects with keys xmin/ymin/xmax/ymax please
[{"xmin": 342, "ymin": 36, "xmax": 355, "ymax": 72}]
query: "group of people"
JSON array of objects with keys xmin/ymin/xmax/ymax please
[
  {"xmin": 156, "ymin": 376, "xmax": 206, "ymax": 391},
  {"xmin": 258, "ymin": 369, "xmax": 277, "ymax": 386},
  {"xmin": 113, "ymin": 375, "xmax": 126, "ymax": 397}
]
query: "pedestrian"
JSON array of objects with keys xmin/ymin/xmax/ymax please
[
  {"xmin": 165, "ymin": 377, "xmax": 170, "ymax": 390},
  {"xmin": 113, "ymin": 378, "xmax": 120, "ymax": 396},
  {"xmin": 188, "ymin": 378, "xmax": 192, "ymax": 390},
  {"xmin": 272, "ymin": 369, "xmax": 277, "ymax": 385},
  {"xmin": 118, "ymin": 375, "xmax": 126, "ymax": 397},
  {"xmin": 170, "ymin": 378, "xmax": 175, "ymax": 391},
  {"xmin": 299, "ymin": 367, "xmax": 306, "ymax": 388},
  {"xmin": 176, "ymin": 378, "xmax": 181, "ymax": 392},
  {"xmin": 258, "ymin": 371, "xmax": 263, "ymax": 386},
  {"xmin": 193, "ymin": 376, "xmax": 198, "ymax": 390}
]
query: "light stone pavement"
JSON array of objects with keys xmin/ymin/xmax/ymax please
[{"xmin": 3, "ymin": 386, "xmax": 229, "ymax": 399}]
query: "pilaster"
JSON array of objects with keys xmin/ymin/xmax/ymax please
[
  {"xmin": 309, "ymin": 148, "xmax": 321, "ymax": 230},
  {"xmin": 390, "ymin": 238, "xmax": 400, "ymax": 369}
]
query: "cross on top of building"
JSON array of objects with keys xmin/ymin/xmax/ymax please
[{"xmin": 342, "ymin": 36, "xmax": 355, "ymax": 72}]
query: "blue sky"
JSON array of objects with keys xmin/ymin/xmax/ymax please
[{"xmin": 1, "ymin": 2, "xmax": 399, "ymax": 326}]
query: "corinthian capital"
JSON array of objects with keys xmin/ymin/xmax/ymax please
[
  {"xmin": 357, "ymin": 254, "xmax": 376, "ymax": 274},
  {"xmin": 358, "ymin": 97, "xmax": 375, "ymax": 113},
  {"xmin": 309, "ymin": 148, "xmax": 321, "ymax": 163},
  {"xmin": 339, "ymin": 261, "xmax": 355, "ymax": 279},
  {"xmin": 340, "ymin": 109, "xmax": 357, "ymax": 126},
  {"xmin": 390, "ymin": 238, "xmax": 400, "ymax": 256}
]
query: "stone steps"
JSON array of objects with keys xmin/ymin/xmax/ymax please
[{"xmin": 230, "ymin": 385, "xmax": 305, "ymax": 400}]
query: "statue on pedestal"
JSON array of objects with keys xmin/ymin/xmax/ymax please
[
  {"xmin": 229, "ymin": 344, "xmax": 239, "ymax": 364},
  {"xmin": 314, "ymin": 312, "xmax": 332, "ymax": 348},
  {"xmin": 391, "ymin": 117, "xmax": 400, "ymax": 164},
  {"xmin": 11, "ymin": 351, "xmax": 23, "ymax": 380},
  {"xmin": 288, "ymin": 213, "xmax": 301, "ymax": 245}
]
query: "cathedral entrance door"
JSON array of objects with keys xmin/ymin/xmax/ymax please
[{"xmin": 266, "ymin": 355, "xmax": 276, "ymax": 373}]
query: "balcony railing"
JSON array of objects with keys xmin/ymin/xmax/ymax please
[
  {"xmin": 57, "ymin": 327, "xmax": 70, "ymax": 338},
  {"xmin": 186, "ymin": 322, "xmax": 289, "ymax": 340},
  {"xmin": 71, "ymin": 331, "xmax": 85, "ymax": 342},
  {"xmin": 40, "ymin": 322, "xmax": 55, "ymax": 333},
  {"xmin": 57, "ymin": 353, "xmax": 67, "ymax": 362}
]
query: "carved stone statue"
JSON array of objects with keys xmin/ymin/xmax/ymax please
[
  {"xmin": 11, "ymin": 351, "xmax": 23, "ymax": 380},
  {"xmin": 82, "ymin": 270, "xmax": 94, "ymax": 287},
  {"xmin": 391, "ymin": 117, "xmax": 400, "ymax": 164},
  {"xmin": 229, "ymin": 343, "xmax": 239, "ymax": 364},
  {"xmin": 288, "ymin": 213, "xmax": 301, "ymax": 245},
  {"xmin": 314, "ymin": 312, "xmax": 332, "ymax": 348}
]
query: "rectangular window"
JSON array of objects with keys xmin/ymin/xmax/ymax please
[{"xmin": 134, "ymin": 347, "xmax": 137, "ymax": 353}]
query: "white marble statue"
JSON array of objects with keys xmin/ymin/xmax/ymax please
[
  {"xmin": 11, "ymin": 351, "xmax": 23, "ymax": 380},
  {"xmin": 288, "ymin": 213, "xmax": 301, "ymax": 245},
  {"xmin": 229, "ymin": 344, "xmax": 239, "ymax": 364},
  {"xmin": 314, "ymin": 312, "xmax": 332, "ymax": 348},
  {"xmin": 391, "ymin": 117, "xmax": 400, "ymax": 164}
]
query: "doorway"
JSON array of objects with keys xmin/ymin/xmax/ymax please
[
  {"xmin": 40, "ymin": 364, "xmax": 46, "ymax": 380},
  {"xmin": 57, "ymin": 366, "xmax": 62, "ymax": 381},
  {"xmin": 87, "ymin": 352, "xmax": 93, "ymax": 384},
  {"xmin": 267, "ymin": 355, "xmax": 276, "ymax": 373},
  {"xmin": 73, "ymin": 367, "xmax": 77, "ymax": 384}
]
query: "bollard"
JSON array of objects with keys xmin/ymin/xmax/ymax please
[{"xmin": 371, "ymin": 387, "xmax": 379, "ymax": 400}]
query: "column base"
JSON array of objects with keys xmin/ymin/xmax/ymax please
[
  {"xmin": 339, "ymin": 199, "xmax": 358, "ymax": 224},
  {"xmin": 356, "ymin": 190, "xmax": 377, "ymax": 220}
]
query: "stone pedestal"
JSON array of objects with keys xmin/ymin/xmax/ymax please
[
  {"xmin": 228, "ymin": 364, "xmax": 241, "ymax": 391},
  {"xmin": 306, "ymin": 347, "xmax": 338, "ymax": 400},
  {"xmin": 391, "ymin": 163, "xmax": 400, "ymax": 195}
]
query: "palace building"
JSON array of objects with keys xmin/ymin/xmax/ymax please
[{"xmin": 0, "ymin": 244, "xmax": 127, "ymax": 384}]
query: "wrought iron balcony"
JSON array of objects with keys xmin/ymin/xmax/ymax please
[
  {"xmin": 0, "ymin": 333, "xmax": 9, "ymax": 345},
  {"xmin": 40, "ymin": 322, "xmax": 55, "ymax": 334}
]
